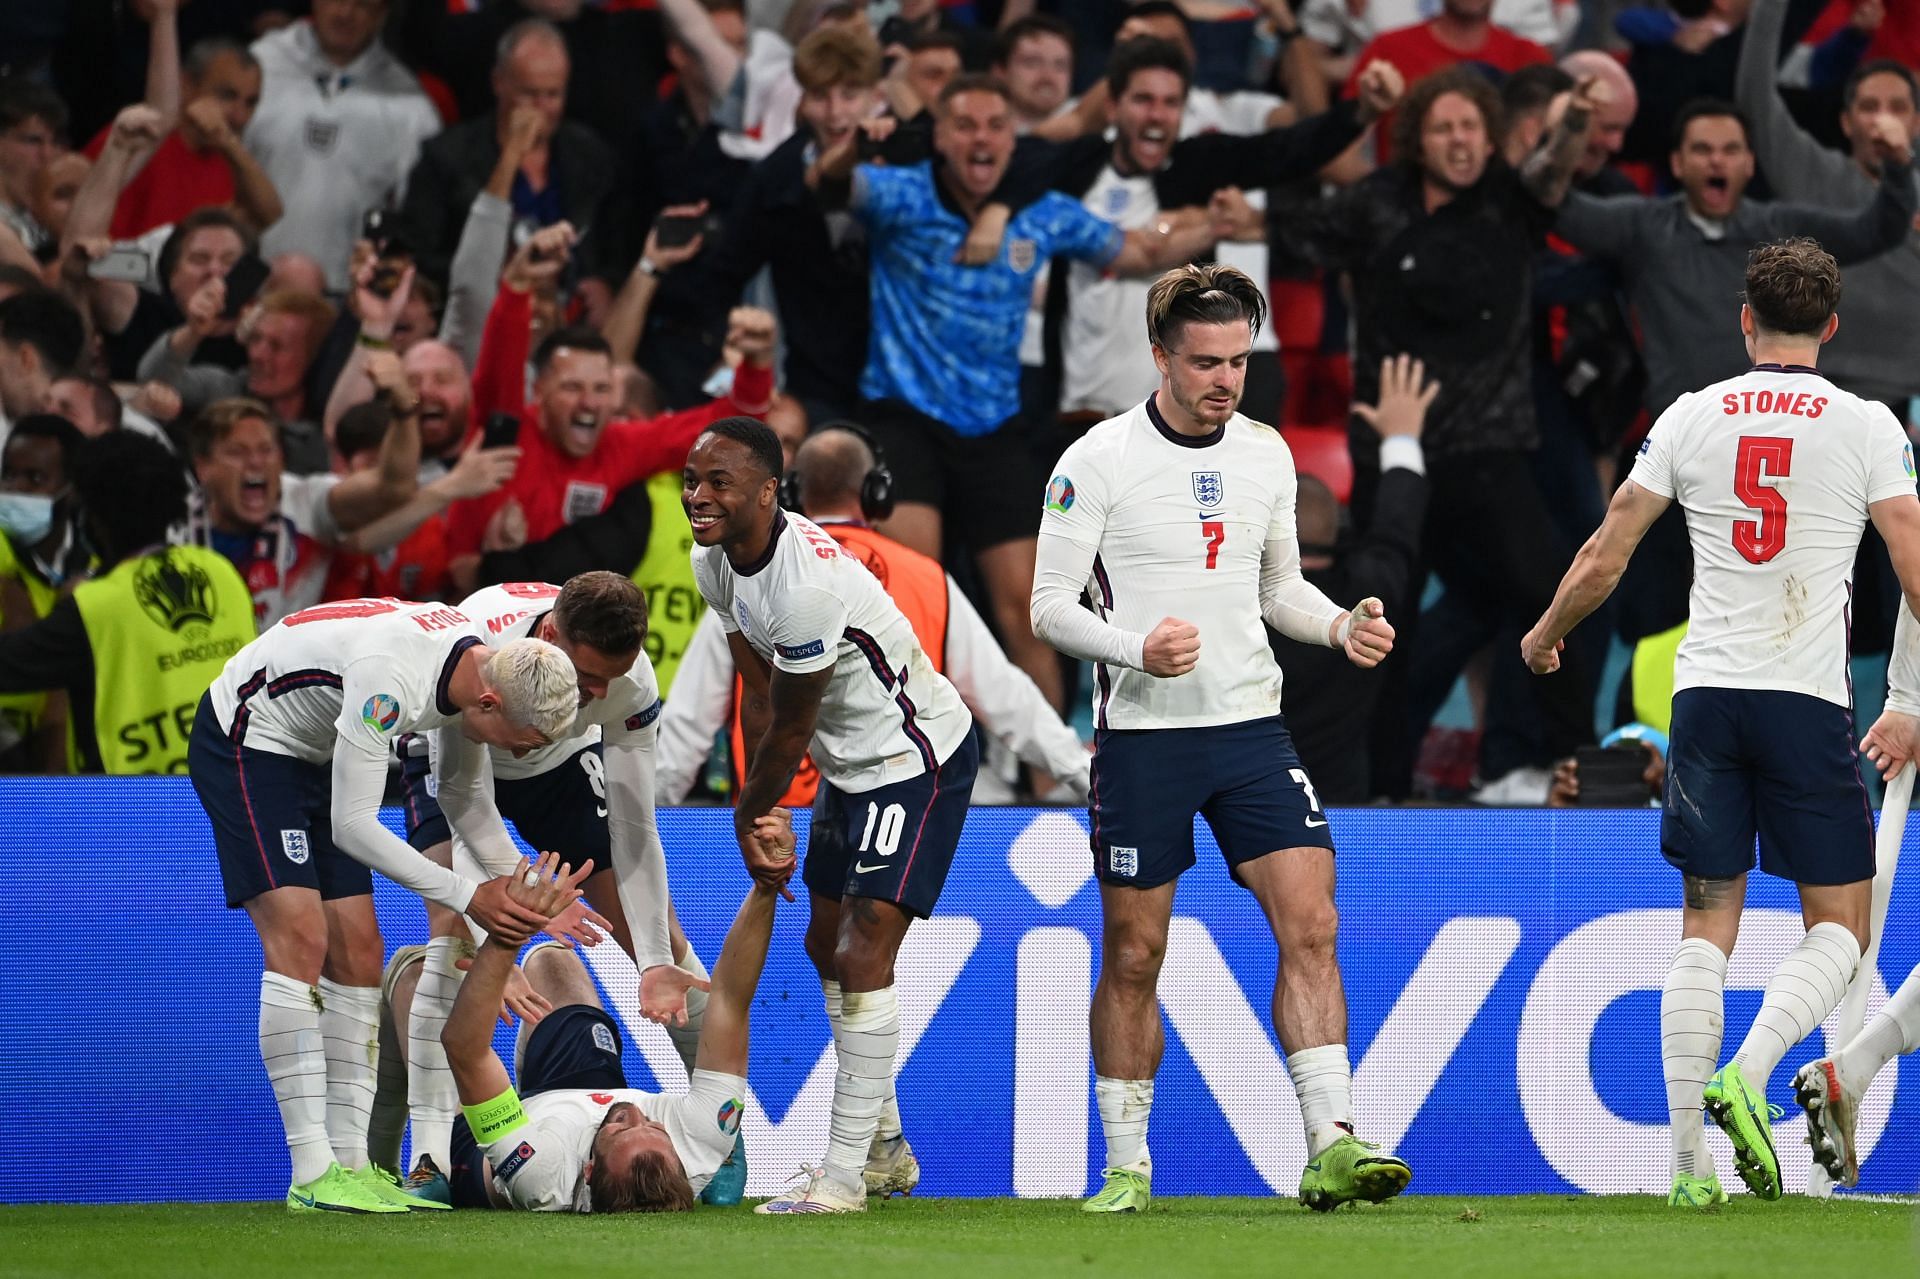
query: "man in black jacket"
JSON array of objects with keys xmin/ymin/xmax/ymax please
[
  {"xmin": 1271, "ymin": 356, "xmax": 1433, "ymax": 804},
  {"xmin": 399, "ymin": 20, "xmax": 618, "ymax": 294}
]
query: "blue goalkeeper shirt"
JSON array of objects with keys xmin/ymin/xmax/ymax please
[{"xmin": 853, "ymin": 161, "xmax": 1124, "ymax": 434}]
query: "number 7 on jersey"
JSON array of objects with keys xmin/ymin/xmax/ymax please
[{"xmin": 1201, "ymin": 520, "xmax": 1225, "ymax": 569}]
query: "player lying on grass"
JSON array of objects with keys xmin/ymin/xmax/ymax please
[
  {"xmin": 380, "ymin": 573, "xmax": 718, "ymax": 1200},
  {"xmin": 188, "ymin": 598, "xmax": 600, "ymax": 1215},
  {"xmin": 1794, "ymin": 602, "xmax": 1920, "ymax": 1187},
  {"xmin": 441, "ymin": 820, "xmax": 792, "ymax": 1211}
]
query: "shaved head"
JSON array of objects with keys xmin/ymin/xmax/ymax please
[
  {"xmin": 793, "ymin": 427, "xmax": 873, "ymax": 515},
  {"xmin": 1559, "ymin": 50, "xmax": 1637, "ymax": 176}
]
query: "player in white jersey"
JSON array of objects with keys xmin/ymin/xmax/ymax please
[
  {"xmin": 1794, "ymin": 608, "xmax": 1920, "ymax": 1187},
  {"xmin": 1029, "ymin": 264, "xmax": 1406, "ymax": 1214},
  {"xmin": 377, "ymin": 573, "xmax": 721, "ymax": 1202},
  {"xmin": 1522, "ymin": 238, "xmax": 1920, "ymax": 1207},
  {"xmin": 683, "ymin": 417, "xmax": 977, "ymax": 1214},
  {"xmin": 186, "ymin": 597, "xmax": 592, "ymax": 1215},
  {"xmin": 439, "ymin": 828, "xmax": 788, "ymax": 1212}
]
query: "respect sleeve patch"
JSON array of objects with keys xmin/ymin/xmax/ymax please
[
  {"xmin": 775, "ymin": 639, "xmax": 826, "ymax": 661},
  {"xmin": 624, "ymin": 699, "xmax": 662, "ymax": 731}
]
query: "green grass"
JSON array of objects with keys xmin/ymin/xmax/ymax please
[{"xmin": 3, "ymin": 1197, "xmax": 1914, "ymax": 1278}]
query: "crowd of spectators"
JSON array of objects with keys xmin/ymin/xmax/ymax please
[{"xmin": 0, "ymin": 0, "xmax": 1916, "ymax": 804}]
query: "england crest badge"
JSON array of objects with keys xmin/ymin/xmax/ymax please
[{"xmin": 1192, "ymin": 472, "xmax": 1224, "ymax": 508}]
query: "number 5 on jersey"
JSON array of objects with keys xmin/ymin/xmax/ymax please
[{"xmin": 1733, "ymin": 435, "xmax": 1793, "ymax": 565}]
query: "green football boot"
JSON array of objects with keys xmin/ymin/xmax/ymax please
[
  {"xmin": 1667, "ymin": 1172, "xmax": 1728, "ymax": 1209},
  {"xmin": 1297, "ymin": 1135, "xmax": 1412, "ymax": 1212},
  {"xmin": 355, "ymin": 1161, "xmax": 451, "ymax": 1211},
  {"xmin": 1702, "ymin": 1063, "xmax": 1783, "ymax": 1200},
  {"xmin": 286, "ymin": 1162, "xmax": 406, "ymax": 1215},
  {"xmin": 1082, "ymin": 1167, "xmax": 1151, "ymax": 1213}
]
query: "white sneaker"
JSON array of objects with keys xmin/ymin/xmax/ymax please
[
  {"xmin": 1470, "ymin": 767, "xmax": 1551, "ymax": 806},
  {"xmin": 1794, "ymin": 1057, "xmax": 1861, "ymax": 1187},
  {"xmin": 864, "ymin": 1136, "xmax": 920, "ymax": 1197},
  {"xmin": 754, "ymin": 1165, "xmax": 869, "ymax": 1214}
]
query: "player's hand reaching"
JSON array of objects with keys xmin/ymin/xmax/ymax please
[
  {"xmin": 1520, "ymin": 624, "xmax": 1564, "ymax": 675},
  {"xmin": 1142, "ymin": 617, "xmax": 1200, "ymax": 677},
  {"xmin": 502, "ymin": 965, "xmax": 554, "ymax": 1026},
  {"xmin": 466, "ymin": 873, "xmax": 552, "ymax": 947},
  {"xmin": 639, "ymin": 962, "xmax": 712, "ymax": 1027},
  {"xmin": 737, "ymin": 805, "xmax": 799, "ymax": 900},
  {"xmin": 1338, "ymin": 598, "xmax": 1394, "ymax": 668},
  {"xmin": 1862, "ymin": 709, "xmax": 1920, "ymax": 780}
]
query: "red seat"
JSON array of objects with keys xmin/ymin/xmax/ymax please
[{"xmin": 1280, "ymin": 424, "xmax": 1353, "ymax": 505}]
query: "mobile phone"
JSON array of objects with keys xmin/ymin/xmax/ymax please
[
  {"xmin": 653, "ymin": 212, "xmax": 716, "ymax": 250},
  {"xmin": 220, "ymin": 253, "xmax": 272, "ymax": 319},
  {"xmin": 1572, "ymin": 744, "xmax": 1653, "ymax": 808},
  {"xmin": 361, "ymin": 207, "xmax": 408, "ymax": 256},
  {"xmin": 87, "ymin": 245, "xmax": 151, "ymax": 284},
  {"xmin": 482, "ymin": 411, "xmax": 521, "ymax": 450}
]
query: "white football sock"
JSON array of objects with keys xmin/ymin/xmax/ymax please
[
  {"xmin": 1286, "ymin": 1044, "xmax": 1353, "ymax": 1158},
  {"xmin": 1734, "ymin": 922, "xmax": 1860, "ymax": 1089},
  {"xmin": 366, "ymin": 991, "xmax": 408, "ymax": 1173},
  {"xmin": 824, "ymin": 976, "xmax": 902, "ymax": 1143},
  {"xmin": 1094, "ymin": 1075, "xmax": 1153, "ymax": 1175},
  {"xmin": 406, "ymin": 937, "xmax": 462, "ymax": 1172},
  {"xmin": 667, "ymin": 946, "xmax": 711, "ymax": 1078},
  {"xmin": 317, "ymin": 979, "xmax": 380, "ymax": 1172},
  {"xmin": 1838, "ymin": 959, "xmax": 1920, "ymax": 1097},
  {"xmin": 1662, "ymin": 937, "xmax": 1726, "ymax": 1178},
  {"xmin": 260, "ymin": 972, "xmax": 335, "ymax": 1186},
  {"xmin": 824, "ymin": 986, "xmax": 898, "ymax": 1191}
]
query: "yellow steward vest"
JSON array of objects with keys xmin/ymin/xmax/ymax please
[
  {"xmin": 0, "ymin": 533, "xmax": 58, "ymax": 749},
  {"xmin": 629, "ymin": 471, "xmax": 707, "ymax": 699},
  {"xmin": 72, "ymin": 545, "xmax": 256, "ymax": 774}
]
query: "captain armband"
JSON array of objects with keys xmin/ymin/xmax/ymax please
[{"xmin": 464, "ymin": 1086, "xmax": 528, "ymax": 1144}]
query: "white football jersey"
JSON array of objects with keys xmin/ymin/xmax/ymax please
[
  {"xmin": 1630, "ymin": 364, "xmax": 1917, "ymax": 709},
  {"xmin": 1041, "ymin": 398, "xmax": 1302, "ymax": 730},
  {"xmin": 692, "ymin": 512, "xmax": 972, "ymax": 792},
  {"xmin": 457, "ymin": 582, "xmax": 663, "ymax": 782},
  {"xmin": 207, "ymin": 597, "xmax": 487, "ymax": 762},
  {"xmin": 480, "ymin": 1071, "xmax": 745, "ymax": 1212}
]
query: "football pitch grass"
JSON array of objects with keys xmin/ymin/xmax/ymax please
[{"xmin": 4, "ymin": 1196, "xmax": 1914, "ymax": 1278}]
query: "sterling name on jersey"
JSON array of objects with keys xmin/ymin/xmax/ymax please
[
  {"xmin": 1043, "ymin": 398, "xmax": 1304, "ymax": 730},
  {"xmin": 459, "ymin": 582, "xmax": 663, "ymax": 781},
  {"xmin": 692, "ymin": 512, "xmax": 971, "ymax": 791},
  {"xmin": 479, "ymin": 1074, "xmax": 744, "ymax": 1212},
  {"xmin": 1630, "ymin": 364, "xmax": 1917, "ymax": 708},
  {"xmin": 207, "ymin": 598, "xmax": 486, "ymax": 761}
]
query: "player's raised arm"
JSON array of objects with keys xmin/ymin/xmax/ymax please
[{"xmin": 694, "ymin": 812, "xmax": 792, "ymax": 1079}]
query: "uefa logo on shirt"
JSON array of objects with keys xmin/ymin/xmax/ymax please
[{"xmin": 1045, "ymin": 475, "xmax": 1075, "ymax": 513}]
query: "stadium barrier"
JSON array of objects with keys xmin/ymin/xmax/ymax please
[{"xmin": 3, "ymin": 780, "xmax": 1914, "ymax": 1203}]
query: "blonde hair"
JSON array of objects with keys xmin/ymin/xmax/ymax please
[
  {"xmin": 1144, "ymin": 263, "xmax": 1267, "ymax": 352},
  {"xmin": 482, "ymin": 637, "xmax": 579, "ymax": 742}
]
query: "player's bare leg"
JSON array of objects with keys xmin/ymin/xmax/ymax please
[
  {"xmin": 1708, "ymin": 878, "xmax": 1867, "ymax": 1201},
  {"xmin": 976, "ymin": 537, "xmax": 1063, "ymax": 711},
  {"xmin": 1242, "ymin": 848, "xmax": 1409, "ymax": 1210},
  {"xmin": 1084, "ymin": 880, "xmax": 1175, "ymax": 1212}
]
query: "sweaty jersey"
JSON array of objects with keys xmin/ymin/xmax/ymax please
[
  {"xmin": 479, "ymin": 1072, "xmax": 745, "ymax": 1211},
  {"xmin": 457, "ymin": 582, "xmax": 663, "ymax": 782},
  {"xmin": 1630, "ymin": 364, "xmax": 1916, "ymax": 709},
  {"xmin": 1040, "ymin": 398, "xmax": 1310, "ymax": 730},
  {"xmin": 207, "ymin": 597, "xmax": 485, "ymax": 762},
  {"xmin": 692, "ymin": 512, "xmax": 971, "ymax": 792}
]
